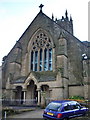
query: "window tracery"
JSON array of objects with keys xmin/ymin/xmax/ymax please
[
  {"xmin": 32, "ymin": 32, "xmax": 52, "ymax": 50},
  {"xmin": 30, "ymin": 32, "xmax": 53, "ymax": 71}
]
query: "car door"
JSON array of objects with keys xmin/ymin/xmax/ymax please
[
  {"xmin": 62, "ymin": 104, "xmax": 74, "ymax": 119},
  {"xmin": 71, "ymin": 103, "xmax": 84, "ymax": 117}
]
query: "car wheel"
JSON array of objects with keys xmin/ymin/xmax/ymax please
[
  {"xmin": 43, "ymin": 118, "xmax": 48, "ymax": 120},
  {"xmin": 63, "ymin": 118, "xmax": 68, "ymax": 120}
]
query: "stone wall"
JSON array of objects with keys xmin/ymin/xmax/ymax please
[
  {"xmin": 69, "ymin": 85, "xmax": 84, "ymax": 97},
  {"xmin": 0, "ymin": 66, "xmax": 2, "ymax": 99},
  {"xmin": 2, "ymin": 11, "xmax": 90, "ymax": 101}
]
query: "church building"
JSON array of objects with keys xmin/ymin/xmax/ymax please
[{"xmin": 2, "ymin": 4, "xmax": 90, "ymax": 105}]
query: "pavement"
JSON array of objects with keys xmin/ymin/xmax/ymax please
[
  {"xmin": 7, "ymin": 107, "xmax": 44, "ymax": 118},
  {"xmin": 7, "ymin": 106, "xmax": 36, "ymax": 111}
]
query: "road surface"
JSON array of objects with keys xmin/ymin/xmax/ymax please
[{"xmin": 7, "ymin": 107, "xmax": 90, "ymax": 120}]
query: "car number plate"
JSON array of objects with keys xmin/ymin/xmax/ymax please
[{"xmin": 47, "ymin": 112, "xmax": 53, "ymax": 116}]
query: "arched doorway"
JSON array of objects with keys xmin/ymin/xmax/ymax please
[
  {"xmin": 15, "ymin": 86, "xmax": 23, "ymax": 104},
  {"xmin": 26, "ymin": 80, "xmax": 38, "ymax": 105},
  {"xmin": 34, "ymin": 85, "xmax": 38, "ymax": 103}
]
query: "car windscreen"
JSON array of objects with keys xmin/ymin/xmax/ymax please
[{"xmin": 46, "ymin": 102, "xmax": 62, "ymax": 111}]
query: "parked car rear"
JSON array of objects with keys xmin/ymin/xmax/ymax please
[{"xmin": 43, "ymin": 100, "xmax": 88, "ymax": 120}]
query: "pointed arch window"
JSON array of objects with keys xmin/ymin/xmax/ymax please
[
  {"xmin": 31, "ymin": 51, "xmax": 34, "ymax": 70},
  {"xmin": 40, "ymin": 49, "xmax": 43, "ymax": 71},
  {"xmin": 30, "ymin": 32, "xmax": 53, "ymax": 71},
  {"xmin": 44, "ymin": 48, "xmax": 48, "ymax": 71},
  {"xmin": 35, "ymin": 51, "xmax": 38, "ymax": 71},
  {"xmin": 49, "ymin": 48, "xmax": 52, "ymax": 70}
]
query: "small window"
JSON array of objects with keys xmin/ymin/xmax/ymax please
[
  {"xmin": 64, "ymin": 105, "xmax": 71, "ymax": 111},
  {"xmin": 71, "ymin": 104, "xmax": 81, "ymax": 110}
]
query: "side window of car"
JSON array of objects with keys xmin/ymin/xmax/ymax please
[
  {"xmin": 72, "ymin": 104, "xmax": 80, "ymax": 110},
  {"xmin": 64, "ymin": 105, "xmax": 71, "ymax": 111},
  {"xmin": 76, "ymin": 104, "xmax": 81, "ymax": 109}
]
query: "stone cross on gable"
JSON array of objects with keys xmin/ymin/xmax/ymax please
[{"xmin": 39, "ymin": 4, "xmax": 44, "ymax": 12}]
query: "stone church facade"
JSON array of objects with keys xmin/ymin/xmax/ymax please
[{"xmin": 2, "ymin": 5, "xmax": 90, "ymax": 105}]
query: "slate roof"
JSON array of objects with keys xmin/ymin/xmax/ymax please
[
  {"xmin": 32, "ymin": 71, "xmax": 57, "ymax": 82},
  {"xmin": 12, "ymin": 71, "xmax": 57, "ymax": 84},
  {"xmin": 12, "ymin": 76, "xmax": 27, "ymax": 84}
]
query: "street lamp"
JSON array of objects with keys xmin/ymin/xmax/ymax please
[{"xmin": 82, "ymin": 53, "xmax": 88, "ymax": 60}]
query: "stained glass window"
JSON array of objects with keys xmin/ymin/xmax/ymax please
[
  {"xmin": 35, "ymin": 51, "xmax": 38, "ymax": 71},
  {"xmin": 40, "ymin": 49, "xmax": 42, "ymax": 71},
  {"xmin": 31, "ymin": 51, "xmax": 34, "ymax": 70},
  {"xmin": 49, "ymin": 48, "xmax": 52, "ymax": 70},
  {"xmin": 44, "ymin": 48, "xmax": 48, "ymax": 71}
]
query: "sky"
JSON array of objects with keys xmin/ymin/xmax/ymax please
[{"xmin": 0, "ymin": 0, "xmax": 89, "ymax": 66}]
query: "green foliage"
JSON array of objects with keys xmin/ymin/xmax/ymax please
[{"xmin": 69, "ymin": 96, "xmax": 84, "ymax": 100}]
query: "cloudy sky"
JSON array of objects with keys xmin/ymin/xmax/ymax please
[{"xmin": 0, "ymin": 0, "xmax": 89, "ymax": 66}]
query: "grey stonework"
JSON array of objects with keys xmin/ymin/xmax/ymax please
[{"xmin": 2, "ymin": 7, "xmax": 90, "ymax": 105}]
